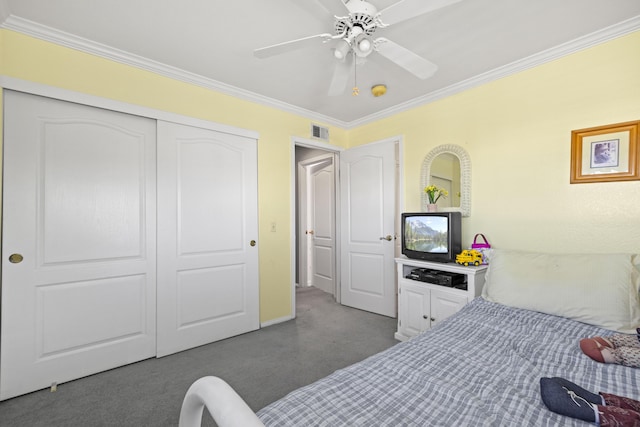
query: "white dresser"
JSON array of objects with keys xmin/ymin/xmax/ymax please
[{"xmin": 395, "ymin": 257, "xmax": 488, "ymax": 341}]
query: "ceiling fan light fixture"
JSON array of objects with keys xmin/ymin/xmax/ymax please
[
  {"xmin": 334, "ymin": 39, "xmax": 351, "ymax": 60},
  {"xmin": 357, "ymin": 37, "xmax": 372, "ymax": 54},
  {"xmin": 371, "ymin": 84, "xmax": 387, "ymax": 97}
]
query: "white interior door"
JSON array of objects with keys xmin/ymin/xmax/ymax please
[
  {"xmin": 1, "ymin": 91, "xmax": 157, "ymax": 400},
  {"xmin": 309, "ymin": 157, "xmax": 336, "ymax": 295},
  {"xmin": 156, "ymin": 121, "xmax": 259, "ymax": 357},
  {"xmin": 297, "ymin": 162, "xmax": 310, "ymax": 287},
  {"xmin": 340, "ymin": 141, "xmax": 396, "ymax": 317}
]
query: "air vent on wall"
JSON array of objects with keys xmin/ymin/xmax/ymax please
[{"xmin": 311, "ymin": 124, "xmax": 329, "ymax": 141}]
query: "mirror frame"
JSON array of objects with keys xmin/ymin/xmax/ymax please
[{"xmin": 421, "ymin": 144, "xmax": 471, "ymax": 217}]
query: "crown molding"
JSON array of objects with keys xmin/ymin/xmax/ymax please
[
  {"xmin": 0, "ymin": 75, "xmax": 261, "ymax": 139},
  {"xmin": 0, "ymin": 15, "xmax": 350, "ymax": 129},
  {"xmin": 349, "ymin": 14, "xmax": 640, "ymax": 128},
  {"xmin": 1, "ymin": 13, "xmax": 639, "ymax": 130}
]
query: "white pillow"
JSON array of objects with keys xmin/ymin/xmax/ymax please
[{"xmin": 482, "ymin": 249, "xmax": 640, "ymax": 333}]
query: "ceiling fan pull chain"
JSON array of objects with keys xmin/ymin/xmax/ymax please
[{"xmin": 352, "ymin": 52, "xmax": 359, "ymax": 96}]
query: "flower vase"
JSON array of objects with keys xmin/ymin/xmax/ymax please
[{"xmin": 427, "ymin": 203, "xmax": 438, "ymax": 212}]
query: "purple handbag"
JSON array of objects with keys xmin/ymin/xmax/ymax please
[{"xmin": 471, "ymin": 234, "xmax": 491, "ymax": 264}]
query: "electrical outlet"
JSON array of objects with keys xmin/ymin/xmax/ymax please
[{"xmin": 271, "ymin": 222, "xmax": 277, "ymax": 232}]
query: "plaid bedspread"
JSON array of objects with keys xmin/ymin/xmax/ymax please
[{"xmin": 257, "ymin": 297, "xmax": 640, "ymax": 426}]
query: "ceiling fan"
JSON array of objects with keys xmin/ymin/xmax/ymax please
[{"xmin": 254, "ymin": 0, "xmax": 461, "ymax": 96}]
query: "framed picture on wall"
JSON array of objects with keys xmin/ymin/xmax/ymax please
[{"xmin": 570, "ymin": 120, "xmax": 640, "ymax": 183}]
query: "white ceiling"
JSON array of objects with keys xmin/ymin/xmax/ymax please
[{"xmin": 2, "ymin": 0, "xmax": 640, "ymax": 127}]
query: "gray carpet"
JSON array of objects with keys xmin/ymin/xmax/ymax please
[{"xmin": 0, "ymin": 287, "xmax": 398, "ymax": 426}]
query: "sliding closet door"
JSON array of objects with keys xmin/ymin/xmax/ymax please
[
  {"xmin": 156, "ymin": 121, "xmax": 259, "ymax": 357},
  {"xmin": 1, "ymin": 91, "xmax": 157, "ymax": 400}
]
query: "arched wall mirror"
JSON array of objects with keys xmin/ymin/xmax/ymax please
[{"xmin": 420, "ymin": 144, "xmax": 471, "ymax": 217}]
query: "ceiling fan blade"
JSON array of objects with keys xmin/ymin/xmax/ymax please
[
  {"xmin": 379, "ymin": 0, "xmax": 462, "ymax": 26},
  {"xmin": 254, "ymin": 33, "xmax": 333, "ymax": 59},
  {"xmin": 315, "ymin": 0, "xmax": 350, "ymax": 15},
  {"xmin": 375, "ymin": 38, "xmax": 438, "ymax": 79},
  {"xmin": 292, "ymin": 0, "xmax": 345, "ymax": 22},
  {"xmin": 328, "ymin": 55, "xmax": 352, "ymax": 96}
]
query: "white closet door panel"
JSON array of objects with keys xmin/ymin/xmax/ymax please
[
  {"xmin": 41, "ymin": 125, "xmax": 145, "ymax": 262},
  {"xmin": 157, "ymin": 121, "xmax": 259, "ymax": 357},
  {"xmin": 39, "ymin": 275, "xmax": 148, "ymax": 354},
  {"xmin": 178, "ymin": 140, "xmax": 244, "ymax": 254},
  {"xmin": 1, "ymin": 91, "xmax": 157, "ymax": 400},
  {"xmin": 177, "ymin": 265, "xmax": 246, "ymax": 325}
]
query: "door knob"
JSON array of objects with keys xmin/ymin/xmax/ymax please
[
  {"xmin": 306, "ymin": 230, "xmax": 314, "ymax": 235},
  {"xmin": 9, "ymin": 253, "xmax": 24, "ymax": 264},
  {"xmin": 250, "ymin": 240, "xmax": 256, "ymax": 247},
  {"xmin": 379, "ymin": 235, "xmax": 392, "ymax": 241}
]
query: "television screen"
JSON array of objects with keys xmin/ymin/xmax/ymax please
[
  {"xmin": 404, "ymin": 216, "xmax": 449, "ymax": 253},
  {"xmin": 401, "ymin": 212, "xmax": 462, "ymax": 263}
]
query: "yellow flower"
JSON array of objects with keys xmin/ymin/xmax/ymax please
[{"xmin": 424, "ymin": 185, "xmax": 448, "ymax": 204}]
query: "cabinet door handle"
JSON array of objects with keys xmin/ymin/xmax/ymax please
[
  {"xmin": 431, "ymin": 317, "xmax": 436, "ymax": 322},
  {"xmin": 423, "ymin": 315, "xmax": 428, "ymax": 319}
]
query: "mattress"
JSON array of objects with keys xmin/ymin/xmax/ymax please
[{"xmin": 257, "ymin": 297, "xmax": 640, "ymax": 426}]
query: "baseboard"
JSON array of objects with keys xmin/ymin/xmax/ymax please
[{"xmin": 260, "ymin": 314, "xmax": 294, "ymax": 328}]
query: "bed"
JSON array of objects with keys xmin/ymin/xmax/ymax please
[{"xmin": 180, "ymin": 250, "xmax": 640, "ymax": 426}]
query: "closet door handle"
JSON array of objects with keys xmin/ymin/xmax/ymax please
[{"xmin": 9, "ymin": 253, "xmax": 24, "ymax": 264}]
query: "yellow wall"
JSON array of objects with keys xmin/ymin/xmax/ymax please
[
  {"xmin": 1, "ymin": 28, "xmax": 639, "ymax": 324},
  {"xmin": 350, "ymin": 31, "xmax": 640, "ymax": 254},
  {"xmin": 0, "ymin": 29, "xmax": 348, "ymax": 323}
]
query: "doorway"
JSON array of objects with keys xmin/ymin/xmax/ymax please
[
  {"xmin": 292, "ymin": 136, "xmax": 403, "ymax": 319},
  {"xmin": 295, "ymin": 146, "xmax": 338, "ymax": 297}
]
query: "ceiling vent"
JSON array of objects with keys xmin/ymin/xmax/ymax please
[{"xmin": 311, "ymin": 124, "xmax": 329, "ymax": 141}]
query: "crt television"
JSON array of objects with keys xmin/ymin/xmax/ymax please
[{"xmin": 401, "ymin": 212, "xmax": 462, "ymax": 263}]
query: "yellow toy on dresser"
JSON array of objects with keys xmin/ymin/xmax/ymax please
[{"xmin": 456, "ymin": 249, "xmax": 483, "ymax": 266}]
